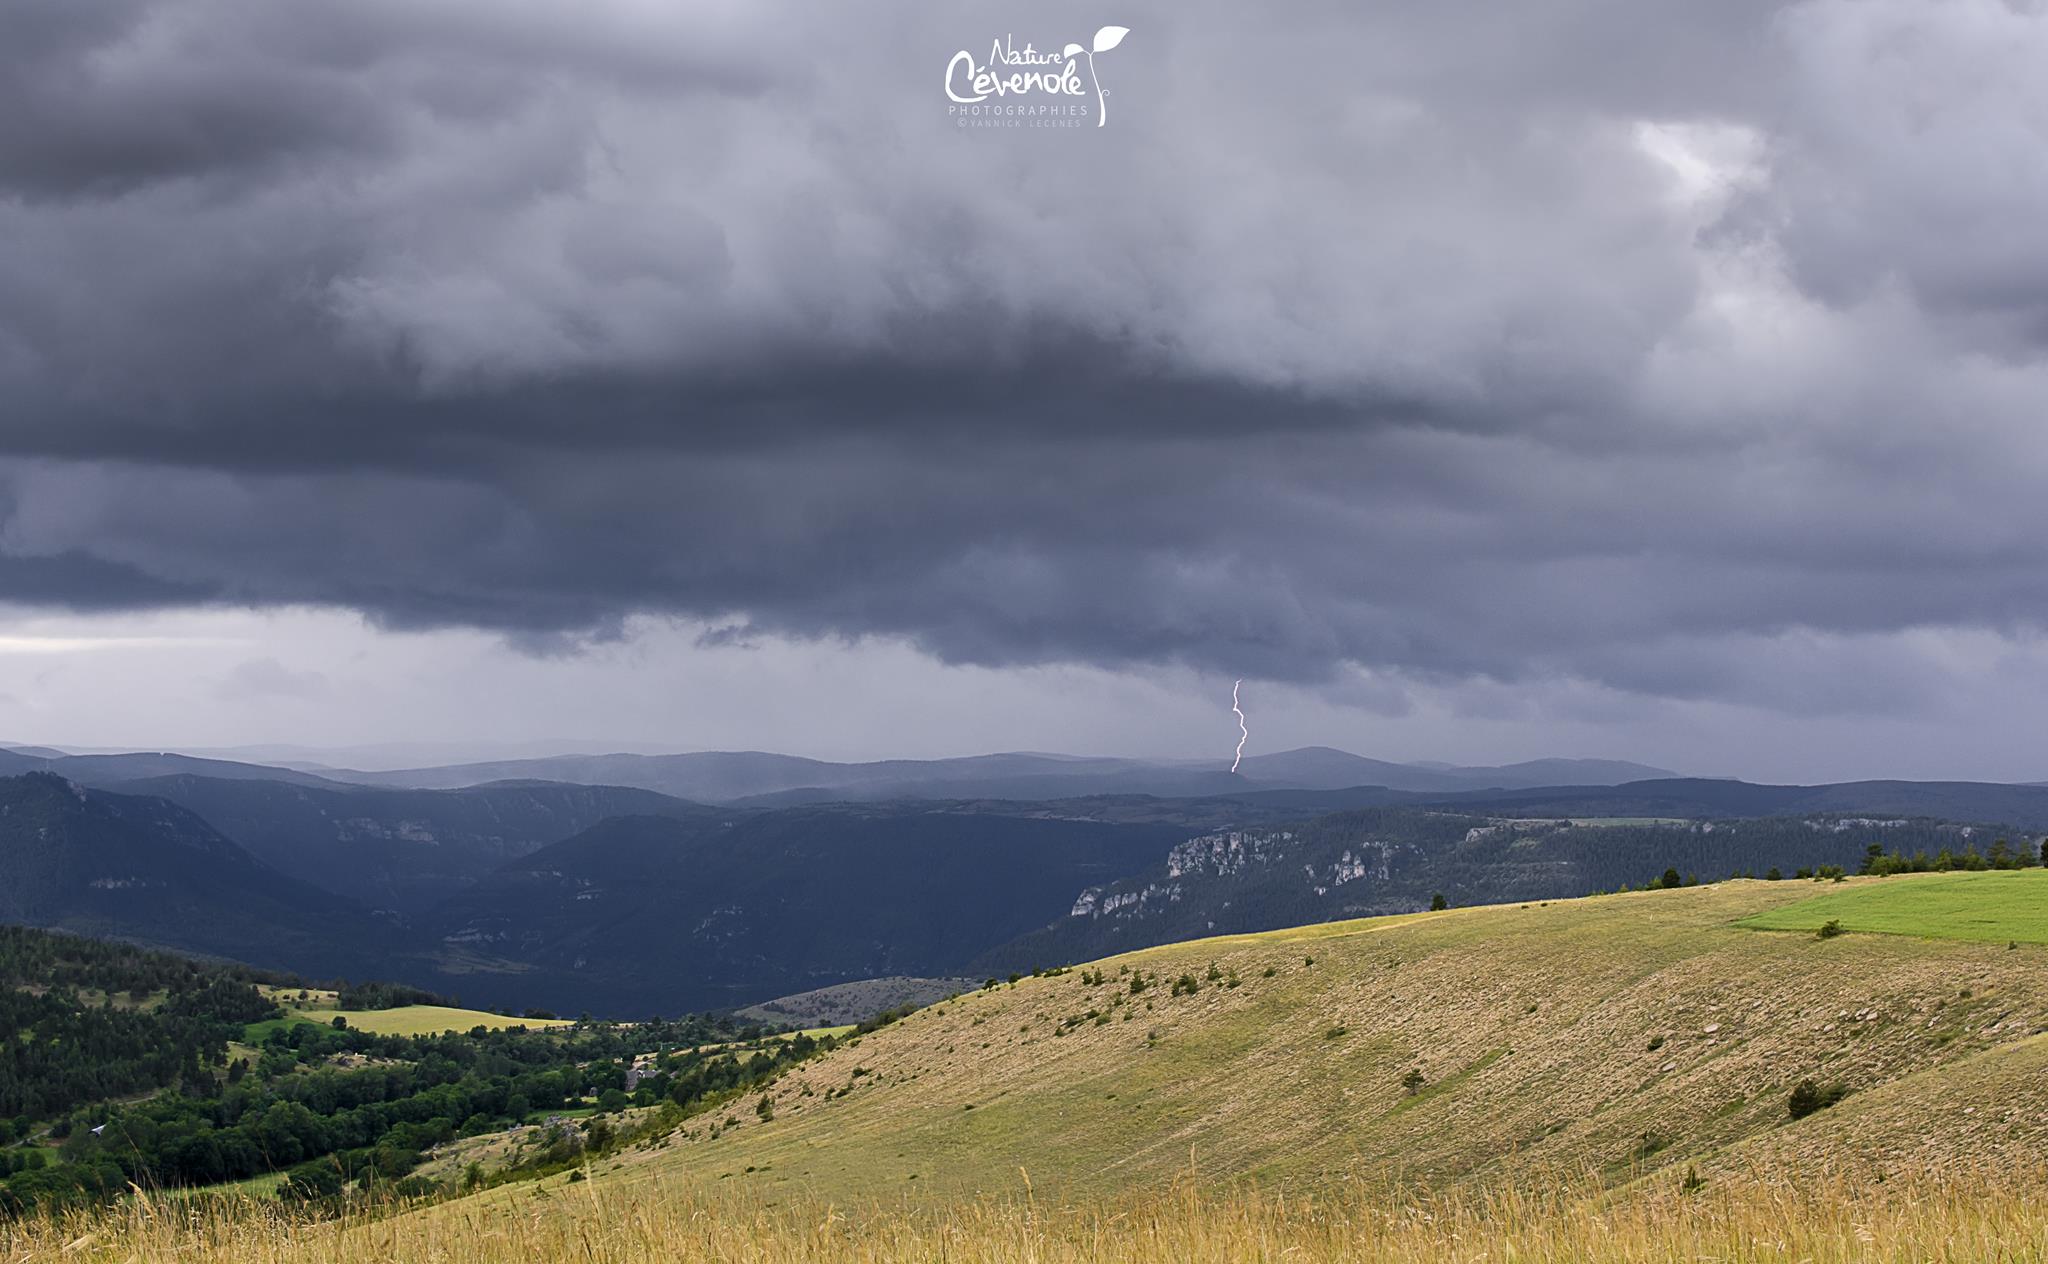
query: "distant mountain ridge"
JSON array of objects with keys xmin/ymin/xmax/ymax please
[
  {"xmin": 0, "ymin": 747, "xmax": 345, "ymax": 789},
  {"xmin": 317, "ymin": 747, "xmax": 1681, "ymax": 803},
  {"xmin": 0, "ymin": 741, "xmax": 1687, "ymax": 805},
  {"xmin": 1403, "ymin": 778, "xmax": 2048, "ymax": 831},
  {"xmin": 10, "ymin": 762, "xmax": 2048, "ymax": 1018}
]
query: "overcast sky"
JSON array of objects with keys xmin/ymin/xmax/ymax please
[{"xmin": 4, "ymin": 0, "xmax": 2048, "ymax": 781}]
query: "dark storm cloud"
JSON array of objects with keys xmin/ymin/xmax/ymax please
[
  {"xmin": 2, "ymin": 0, "xmax": 2046, "ymax": 714},
  {"xmin": 0, "ymin": 548, "xmax": 216, "ymax": 610}
]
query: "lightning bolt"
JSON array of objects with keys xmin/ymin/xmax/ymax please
[{"xmin": 1231, "ymin": 678, "xmax": 1248, "ymax": 774}]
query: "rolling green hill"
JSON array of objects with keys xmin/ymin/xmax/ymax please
[
  {"xmin": 603, "ymin": 872, "xmax": 2048, "ymax": 1203},
  {"xmin": 1737, "ymin": 869, "xmax": 2048, "ymax": 943}
]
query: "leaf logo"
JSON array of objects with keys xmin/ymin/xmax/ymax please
[
  {"xmin": 946, "ymin": 27, "xmax": 1128, "ymax": 129},
  {"xmin": 1068, "ymin": 25, "xmax": 1128, "ymax": 128}
]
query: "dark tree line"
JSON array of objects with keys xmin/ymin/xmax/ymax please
[
  {"xmin": 332, "ymin": 981, "xmax": 456, "ymax": 1011},
  {"xmin": 1860, "ymin": 839, "xmax": 2042, "ymax": 875}
]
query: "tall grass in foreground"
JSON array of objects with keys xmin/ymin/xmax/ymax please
[{"xmin": 6, "ymin": 1165, "xmax": 2047, "ymax": 1263}]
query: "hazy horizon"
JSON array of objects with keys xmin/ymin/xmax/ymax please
[{"xmin": 6, "ymin": 735, "xmax": 1696, "ymax": 778}]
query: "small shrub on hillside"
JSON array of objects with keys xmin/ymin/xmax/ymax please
[
  {"xmin": 1171, "ymin": 974, "xmax": 1200, "ymax": 997},
  {"xmin": 1816, "ymin": 919, "xmax": 1844, "ymax": 939},
  {"xmin": 1324, "ymin": 1025, "xmax": 1347, "ymax": 1040},
  {"xmin": 1787, "ymin": 1079, "xmax": 1848, "ymax": 1119},
  {"xmin": 278, "ymin": 1160, "xmax": 344, "ymax": 1203},
  {"xmin": 856, "ymin": 1003, "xmax": 916, "ymax": 1034},
  {"xmin": 1401, "ymin": 1068, "xmax": 1426, "ymax": 1095},
  {"xmin": 1430, "ymin": 892, "xmax": 1448, "ymax": 911},
  {"xmin": 1647, "ymin": 1035, "xmax": 1665, "ymax": 1051}
]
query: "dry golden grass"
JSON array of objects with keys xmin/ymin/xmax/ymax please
[{"xmin": 8, "ymin": 1163, "xmax": 2048, "ymax": 1263}]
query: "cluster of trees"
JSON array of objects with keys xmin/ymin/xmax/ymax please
[
  {"xmin": 0, "ymin": 927, "xmax": 821, "ymax": 1217},
  {"xmin": 2, "ymin": 1011, "xmax": 819, "ymax": 1215},
  {"xmin": 1859, "ymin": 839, "xmax": 2044, "ymax": 876},
  {"xmin": 0, "ymin": 930, "xmax": 277, "ymax": 1122}
]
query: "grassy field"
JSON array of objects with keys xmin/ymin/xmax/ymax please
[
  {"xmin": 1738, "ymin": 869, "xmax": 2048, "ymax": 944},
  {"xmin": 244, "ymin": 1004, "xmax": 573, "ymax": 1040},
  {"xmin": 250, "ymin": 985, "xmax": 575, "ymax": 1036},
  {"xmin": 299, "ymin": 1005, "xmax": 575, "ymax": 1036},
  {"xmin": 21, "ymin": 873, "xmax": 2048, "ymax": 1262}
]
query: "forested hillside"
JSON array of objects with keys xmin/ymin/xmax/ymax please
[
  {"xmin": 0, "ymin": 926, "xmax": 819, "ymax": 1216},
  {"xmin": 421, "ymin": 807, "xmax": 1186, "ymax": 1014},
  {"xmin": 0, "ymin": 928, "xmax": 280, "ymax": 1122},
  {"xmin": 110, "ymin": 774, "xmax": 721, "ymax": 911},
  {"xmin": 0, "ymin": 774, "xmax": 393, "ymax": 979}
]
